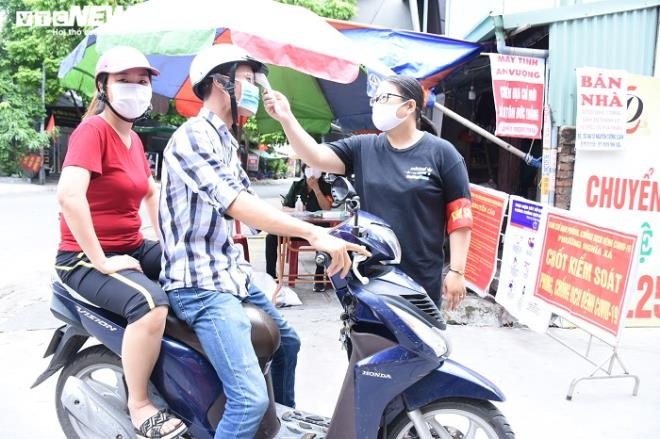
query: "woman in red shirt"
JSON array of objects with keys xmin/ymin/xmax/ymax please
[{"xmin": 55, "ymin": 46, "xmax": 186, "ymax": 439}]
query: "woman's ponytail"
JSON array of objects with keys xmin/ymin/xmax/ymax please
[{"xmin": 83, "ymin": 73, "xmax": 108, "ymax": 119}]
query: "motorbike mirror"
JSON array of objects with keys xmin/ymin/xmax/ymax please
[{"xmin": 330, "ymin": 177, "xmax": 357, "ymax": 208}]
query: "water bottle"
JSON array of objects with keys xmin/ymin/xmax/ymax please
[{"xmin": 295, "ymin": 195, "xmax": 304, "ymax": 212}]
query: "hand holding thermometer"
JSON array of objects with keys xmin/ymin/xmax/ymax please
[
  {"xmin": 256, "ymin": 71, "xmax": 287, "ymax": 118},
  {"xmin": 255, "ymin": 72, "xmax": 272, "ymax": 91}
]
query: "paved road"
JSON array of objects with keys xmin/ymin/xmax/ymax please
[{"xmin": 2, "ymin": 181, "xmax": 660, "ymax": 439}]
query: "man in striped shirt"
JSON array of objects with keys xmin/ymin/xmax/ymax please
[{"xmin": 159, "ymin": 44, "xmax": 368, "ymax": 439}]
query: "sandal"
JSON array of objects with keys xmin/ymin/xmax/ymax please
[{"xmin": 134, "ymin": 409, "xmax": 188, "ymax": 439}]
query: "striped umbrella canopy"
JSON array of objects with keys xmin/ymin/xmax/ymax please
[
  {"xmin": 59, "ymin": 0, "xmax": 481, "ymax": 134},
  {"xmin": 255, "ymin": 19, "xmax": 483, "ymax": 133}
]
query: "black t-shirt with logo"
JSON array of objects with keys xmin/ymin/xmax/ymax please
[{"xmin": 326, "ymin": 132, "xmax": 470, "ymax": 302}]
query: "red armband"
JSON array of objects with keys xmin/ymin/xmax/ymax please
[{"xmin": 446, "ymin": 198, "xmax": 473, "ymax": 234}]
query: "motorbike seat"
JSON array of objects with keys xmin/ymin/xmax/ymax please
[
  {"xmin": 51, "ymin": 274, "xmax": 281, "ymax": 369},
  {"xmin": 164, "ymin": 303, "xmax": 281, "ymax": 369}
]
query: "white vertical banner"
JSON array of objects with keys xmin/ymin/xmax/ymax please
[
  {"xmin": 571, "ymin": 74, "xmax": 660, "ymax": 327},
  {"xmin": 497, "ymin": 196, "xmax": 552, "ymax": 332},
  {"xmin": 575, "ymin": 67, "xmax": 627, "ymax": 150}
]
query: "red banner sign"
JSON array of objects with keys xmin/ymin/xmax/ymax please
[
  {"xmin": 534, "ymin": 212, "xmax": 637, "ymax": 340},
  {"xmin": 489, "ymin": 54, "xmax": 545, "ymax": 139},
  {"xmin": 465, "ymin": 185, "xmax": 509, "ymax": 296}
]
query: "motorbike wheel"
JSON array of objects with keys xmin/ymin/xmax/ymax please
[
  {"xmin": 55, "ymin": 345, "xmax": 130, "ymax": 439},
  {"xmin": 387, "ymin": 397, "xmax": 515, "ymax": 439}
]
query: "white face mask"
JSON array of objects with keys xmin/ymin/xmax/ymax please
[
  {"xmin": 371, "ymin": 102, "xmax": 407, "ymax": 132},
  {"xmin": 109, "ymin": 83, "xmax": 152, "ymax": 120}
]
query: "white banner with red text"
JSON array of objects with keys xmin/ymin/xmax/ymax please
[
  {"xmin": 575, "ymin": 67, "xmax": 627, "ymax": 150},
  {"xmin": 570, "ymin": 73, "xmax": 660, "ymax": 327}
]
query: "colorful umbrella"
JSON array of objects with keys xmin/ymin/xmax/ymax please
[
  {"xmin": 255, "ymin": 20, "xmax": 483, "ymax": 133},
  {"xmin": 59, "ymin": 0, "xmax": 481, "ymax": 134}
]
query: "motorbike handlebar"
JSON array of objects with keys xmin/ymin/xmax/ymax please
[
  {"xmin": 315, "ymin": 251, "xmax": 369, "ymax": 285},
  {"xmin": 315, "ymin": 252, "xmax": 330, "ymax": 268}
]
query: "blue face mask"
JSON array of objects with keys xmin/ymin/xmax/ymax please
[{"xmin": 238, "ymin": 80, "xmax": 260, "ymax": 116}]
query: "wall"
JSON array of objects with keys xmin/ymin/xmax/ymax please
[
  {"xmin": 548, "ymin": 6, "xmax": 659, "ymax": 126},
  {"xmin": 446, "ymin": 0, "xmax": 549, "ymax": 38},
  {"xmin": 553, "ymin": 127, "xmax": 576, "ymax": 209}
]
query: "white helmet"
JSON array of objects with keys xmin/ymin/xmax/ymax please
[
  {"xmin": 189, "ymin": 44, "xmax": 267, "ymax": 99},
  {"xmin": 95, "ymin": 46, "xmax": 159, "ymax": 80}
]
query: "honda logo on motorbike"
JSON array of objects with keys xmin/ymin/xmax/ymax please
[{"xmin": 361, "ymin": 370, "xmax": 392, "ymax": 379}]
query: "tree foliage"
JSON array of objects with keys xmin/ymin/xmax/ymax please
[
  {"xmin": 0, "ymin": 0, "xmax": 140, "ymax": 174},
  {"xmin": 276, "ymin": 0, "xmax": 357, "ymax": 21}
]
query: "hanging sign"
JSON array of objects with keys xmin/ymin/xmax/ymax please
[
  {"xmin": 489, "ymin": 54, "xmax": 545, "ymax": 139},
  {"xmin": 575, "ymin": 67, "xmax": 627, "ymax": 150}
]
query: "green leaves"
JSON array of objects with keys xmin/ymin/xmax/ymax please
[
  {"xmin": 0, "ymin": 0, "xmax": 140, "ymax": 173},
  {"xmin": 0, "ymin": 71, "xmax": 50, "ymax": 175},
  {"xmin": 275, "ymin": 0, "xmax": 357, "ymax": 21}
]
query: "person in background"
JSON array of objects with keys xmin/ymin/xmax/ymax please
[
  {"xmin": 54, "ymin": 46, "xmax": 187, "ymax": 439},
  {"xmin": 159, "ymin": 44, "xmax": 368, "ymax": 439},
  {"xmin": 263, "ymin": 74, "xmax": 473, "ymax": 309},
  {"xmin": 265, "ymin": 164, "xmax": 333, "ymax": 292}
]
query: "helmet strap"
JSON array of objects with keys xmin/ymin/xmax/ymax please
[
  {"xmin": 211, "ymin": 66, "xmax": 241, "ymax": 137},
  {"xmin": 227, "ymin": 64, "xmax": 240, "ymax": 137}
]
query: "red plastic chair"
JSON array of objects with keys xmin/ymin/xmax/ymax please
[
  {"xmin": 286, "ymin": 237, "xmax": 310, "ymax": 286},
  {"xmin": 286, "ymin": 237, "xmax": 330, "ymax": 288},
  {"xmin": 232, "ymin": 221, "xmax": 250, "ymax": 262}
]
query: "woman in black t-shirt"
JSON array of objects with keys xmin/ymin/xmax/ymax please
[{"xmin": 263, "ymin": 75, "xmax": 473, "ymax": 308}]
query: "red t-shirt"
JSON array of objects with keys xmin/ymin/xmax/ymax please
[{"xmin": 59, "ymin": 116, "xmax": 151, "ymax": 252}]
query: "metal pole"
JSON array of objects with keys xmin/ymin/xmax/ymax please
[
  {"xmin": 422, "ymin": 0, "xmax": 429, "ymax": 33},
  {"xmin": 409, "ymin": 0, "xmax": 421, "ymax": 32},
  {"xmin": 433, "ymin": 101, "xmax": 529, "ymax": 161},
  {"xmin": 38, "ymin": 63, "xmax": 46, "ymax": 185}
]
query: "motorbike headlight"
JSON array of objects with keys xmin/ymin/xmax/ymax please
[
  {"xmin": 370, "ymin": 223, "xmax": 401, "ymax": 264},
  {"xmin": 387, "ymin": 304, "xmax": 449, "ymax": 357}
]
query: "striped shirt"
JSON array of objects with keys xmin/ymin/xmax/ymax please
[{"xmin": 159, "ymin": 108, "xmax": 253, "ymax": 297}]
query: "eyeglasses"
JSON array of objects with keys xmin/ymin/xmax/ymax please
[{"xmin": 369, "ymin": 92, "xmax": 408, "ymax": 106}]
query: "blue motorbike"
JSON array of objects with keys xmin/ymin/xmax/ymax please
[{"xmin": 33, "ymin": 176, "xmax": 514, "ymax": 439}]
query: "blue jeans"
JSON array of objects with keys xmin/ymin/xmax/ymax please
[{"xmin": 169, "ymin": 284, "xmax": 300, "ymax": 439}]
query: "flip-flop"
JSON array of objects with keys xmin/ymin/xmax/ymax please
[{"xmin": 134, "ymin": 409, "xmax": 188, "ymax": 439}]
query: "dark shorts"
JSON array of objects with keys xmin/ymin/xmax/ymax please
[{"xmin": 55, "ymin": 240, "xmax": 169, "ymax": 323}]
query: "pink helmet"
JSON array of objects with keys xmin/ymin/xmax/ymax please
[{"xmin": 95, "ymin": 46, "xmax": 160, "ymax": 79}]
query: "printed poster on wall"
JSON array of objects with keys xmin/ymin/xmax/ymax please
[
  {"xmin": 575, "ymin": 67, "xmax": 627, "ymax": 150},
  {"xmin": 489, "ymin": 54, "xmax": 545, "ymax": 139},
  {"xmin": 533, "ymin": 209, "xmax": 637, "ymax": 344},
  {"xmin": 465, "ymin": 185, "xmax": 509, "ymax": 296},
  {"xmin": 497, "ymin": 196, "xmax": 552, "ymax": 332},
  {"xmin": 571, "ymin": 73, "xmax": 660, "ymax": 327}
]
